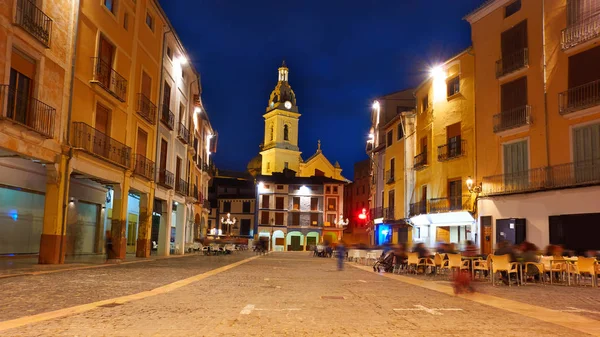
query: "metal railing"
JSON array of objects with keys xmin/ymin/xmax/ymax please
[
  {"xmin": 91, "ymin": 58, "xmax": 127, "ymax": 102},
  {"xmin": 192, "ymin": 184, "xmax": 198, "ymax": 199},
  {"xmin": 0, "ymin": 84, "xmax": 55, "ymax": 138},
  {"xmin": 409, "ymin": 201, "xmax": 427, "ymax": 217},
  {"xmin": 559, "ymin": 79, "xmax": 600, "ymax": 115},
  {"xmin": 414, "ymin": 151, "xmax": 427, "ymax": 170},
  {"xmin": 15, "ymin": 0, "xmax": 52, "ymax": 48},
  {"xmin": 177, "ymin": 122, "xmax": 189, "ymax": 144},
  {"xmin": 157, "ymin": 169, "xmax": 174, "ymax": 189},
  {"xmin": 202, "ymin": 199, "xmax": 211, "ymax": 209},
  {"xmin": 493, "ymin": 105, "xmax": 531, "ymax": 133},
  {"xmin": 561, "ymin": 13, "xmax": 600, "ymax": 50},
  {"xmin": 438, "ymin": 139, "xmax": 466, "ymax": 161},
  {"xmin": 370, "ymin": 207, "xmax": 383, "ymax": 219},
  {"xmin": 496, "ymin": 48, "xmax": 529, "ymax": 78},
  {"xmin": 175, "ymin": 178, "xmax": 188, "ymax": 196},
  {"xmin": 550, "ymin": 159, "xmax": 600, "ymax": 188},
  {"xmin": 160, "ymin": 104, "xmax": 174, "ymax": 130},
  {"xmin": 482, "ymin": 167, "xmax": 548, "ymax": 195},
  {"xmin": 133, "ymin": 154, "xmax": 154, "ymax": 180},
  {"xmin": 429, "ymin": 195, "xmax": 470, "ymax": 213},
  {"xmin": 385, "ymin": 169, "xmax": 395, "ymax": 184},
  {"xmin": 72, "ymin": 122, "xmax": 131, "ymax": 168},
  {"xmin": 383, "ymin": 207, "xmax": 395, "ymax": 220},
  {"xmin": 136, "ymin": 93, "xmax": 156, "ymax": 125}
]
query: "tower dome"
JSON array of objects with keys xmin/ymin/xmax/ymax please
[{"xmin": 267, "ymin": 60, "xmax": 297, "ymax": 112}]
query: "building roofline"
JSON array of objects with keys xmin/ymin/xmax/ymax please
[
  {"xmin": 413, "ymin": 46, "xmax": 473, "ymax": 93},
  {"xmin": 463, "ymin": 0, "xmax": 510, "ymax": 23}
]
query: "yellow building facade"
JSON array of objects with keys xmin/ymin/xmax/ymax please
[
  {"xmin": 409, "ymin": 49, "xmax": 476, "ymax": 249},
  {"xmin": 467, "ymin": 0, "xmax": 600, "ymax": 254}
]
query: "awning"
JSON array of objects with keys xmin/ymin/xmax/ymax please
[{"xmin": 409, "ymin": 211, "xmax": 475, "ymax": 226}]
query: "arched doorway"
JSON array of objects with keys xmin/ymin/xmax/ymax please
[
  {"xmin": 272, "ymin": 230, "xmax": 285, "ymax": 251},
  {"xmin": 306, "ymin": 232, "xmax": 319, "ymax": 251},
  {"xmin": 194, "ymin": 213, "xmax": 201, "ymax": 240},
  {"xmin": 323, "ymin": 232, "xmax": 337, "ymax": 245},
  {"xmin": 286, "ymin": 231, "xmax": 304, "ymax": 251}
]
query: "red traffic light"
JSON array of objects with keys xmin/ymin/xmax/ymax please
[{"xmin": 358, "ymin": 208, "xmax": 367, "ymax": 220}]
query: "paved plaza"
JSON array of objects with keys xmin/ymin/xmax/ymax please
[{"xmin": 0, "ymin": 252, "xmax": 599, "ymax": 336}]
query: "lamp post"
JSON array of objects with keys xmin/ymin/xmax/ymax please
[
  {"xmin": 333, "ymin": 213, "xmax": 349, "ymax": 228},
  {"xmin": 221, "ymin": 213, "xmax": 237, "ymax": 236}
]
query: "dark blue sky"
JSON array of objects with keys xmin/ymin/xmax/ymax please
[{"xmin": 160, "ymin": 0, "xmax": 483, "ymax": 179}]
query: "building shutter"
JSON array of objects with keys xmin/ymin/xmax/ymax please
[
  {"xmin": 503, "ymin": 140, "xmax": 529, "ymax": 174},
  {"xmin": 573, "ymin": 123, "xmax": 600, "ymax": 162}
]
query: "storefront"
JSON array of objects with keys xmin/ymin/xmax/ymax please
[
  {"xmin": 0, "ymin": 186, "xmax": 45, "ymax": 255},
  {"xmin": 410, "ymin": 211, "xmax": 475, "ymax": 249}
]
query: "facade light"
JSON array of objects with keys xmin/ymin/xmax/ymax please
[{"xmin": 178, "ymin": 56, "xmax": 188, "ymax": 65}]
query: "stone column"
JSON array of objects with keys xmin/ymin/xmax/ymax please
[
  {"xmin": 157, "ymin": 197, "xmax": 172, "ymax": 256},
  {"xmin": 136, "ymin": 187, "xmax": 154, "ymax": 258},
  {"xmin": 39, "ymin": 155, "xmax": 70, "ymax": 264},
  {"xmin": 174, "ymin": 201, "xmax": 187, "ymax": 255},
  {"xmin": 111, "ymin": 174, "xmax": 131, "ymax": 260}
]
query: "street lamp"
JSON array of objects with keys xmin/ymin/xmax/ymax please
[
  {"xmin": 333, "ymin": 213, "xmax": 349, "ymax": 228},
  {"xmin": 221, "ymin": 213, "xmax": 237, "ymax": 236},
  {"xmin": 466, "ymin": 176, "xmax": 482, "ymax": 194}
]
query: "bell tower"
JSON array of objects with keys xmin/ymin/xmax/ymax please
[{"xmin": 260, "ymin": 61, "xmax": 302, "ymax": 175}]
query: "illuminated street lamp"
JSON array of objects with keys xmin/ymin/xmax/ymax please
[
  {"xmin": 221, "ymin": 212, "xmax": 237, "ymax": 236},
  {"xmin": 334, "ymin": 213, "xmax": 349, "ymax": 228},
  {"xmin": 466, "ymin": 176, "xmax": 482, "ymax": 194}
]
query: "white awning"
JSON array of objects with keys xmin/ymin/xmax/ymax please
[{"xmin": 410, "ymin": 211, "xmax": 475, "ymax": 227}]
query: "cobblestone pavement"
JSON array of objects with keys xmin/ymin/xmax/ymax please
[{"xmin": 2, "ymin": 252, "xmax": 599, "ymax": 337}]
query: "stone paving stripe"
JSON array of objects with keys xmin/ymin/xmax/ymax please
[
  {"xmin": 240, "ymin": 304, "xmax": 256, "ymax": 315},
  {"xmin": 393, "ymin": 305, "xmax": 463, "ymax": 315},
  {"xmin": 350, "ymin": 264, "xmax": 600, "ymax": 337},
  {"xmin": 0, "ymin": 254, "xmax": 262, "ymax": 333}
]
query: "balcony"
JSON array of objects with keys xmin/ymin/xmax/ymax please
[
  {"xmin": 175, "ymin": 178, "xmax": 188, "ymax": 196},
  {"xmin": 202, "ymin": 162, "xmax": 216, "ymax": 176},
  {"xmin": 15, "ymin": 0, "xmax": 52, "ymax": 48},
  {"xmin": 370, "ymin": 207, "xmax": 383, "ymax": 219},
  {"xmin": 132, "ymin": 154, "xmax": 154, "ymax": 181},
  {"xmin": 202, "ymin": 199, "xmax": 211, "ymax": 209},
  {"xmin": 157, "ymin": 169, "xmax": 174, "ymax": 189},
  {"xmin": 561, "ymin": 13, "xmax": 600, "ymax": 50},
  {"xmin": 409, "ymin": 201, "xmax": 427, "ymax": 217},
  {"xmin": 383, "ymin": 207, "xmax": 395, "ymax": 220},
  {"xmin": 493, "ymin": 105, "xmax": 531, "ymax": 133},
  {"xmin": 192, "ymin": 184, "xmax": 199, "ymax": 200},
  {"xmin": 495, "ymin": 48, "xmax": 528, "ymax": 78},
  {"xmin": 160, "ymin": 104, "xmax": 174, "ymax": 130},
  {"xmin": 385, "ymin": 169, "xmax": 395, "ymax": 184},
  {"xmin": 177, "ymin": 122, "xmax": 189, "ymax": 144},
  {"xmin": 429, "ymin": 195, "xmax": 471, "ymax": 213},
  {"xmin": 91, "ymin": 58, "xmax": 127, "ymax": 102},
  {"xmin": 72, "ymin": 122, "xmax": 131, "ymax": 168},
  {"xmin": 0, "ymin": 84, "xmax": 55, "ymax": 138},
  {"xmin": 414, "ymin": 151, "xmax": 427, "ymax": 170},
  {"xmin": 136, "ymin": 93, "xmax": 156, "ymax": 125},
  {"xmin": 438, "ymin": 139, "xmax": 466, "ymax": 161},
  {"xmin": 559, "ymin": 79, "xmax": 600, "ymax": 115}
]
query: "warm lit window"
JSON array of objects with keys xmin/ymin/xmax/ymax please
[
  {"xmin": 146, "ymin": 12, "xmax": 154, "ymax": 31},
  {"xmin": 447, "ymin": 76, "xmax": 460, "ymax": 97},
  {"xmin": 505, "ymin": 0, "xmax": 521, "ymax": 18}
]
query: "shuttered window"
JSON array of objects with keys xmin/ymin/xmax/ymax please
[
  {"xmin": 261, "ymin": 195, "xmax": 270, "ymax": 209},
  {"xmin": 568, "ymin": 45, "xmax": 600, "ymax": 88},
  {"xmin": 566, "ymin": 0, "xmax": 600, "ymax": 26},
  {"xmin": 503, "ymin": 140, "xmax": 529, "ymax": 174},
  {"xmin": 501, "ymin": 20, "xmax": 527, "ymax": 57},
  {"xmin": 275, "ymin": 197, "xmax": 284, "ymax": 210},
  {"xmin": 501, "ymin": 77, "xmax": 527, "ymax": 112},
  {"xmin": 573, "ymin": 123, "xmax": 600, "ymax": 162},
  {"xmin": 261, "ymin": 211, "xmax": 269, "ymax": 225},
  {"xmin": 275, "ymin": 213, "xmax": 284, "ymax": 225}
]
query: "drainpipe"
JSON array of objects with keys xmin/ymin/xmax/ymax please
[
  {"xmin": 541, "ymin": 0, "xmax": 550, "ymax": 169},
  {"xmin": 57, "ymin": 0, "xmax": 81, "ymax": 263}
]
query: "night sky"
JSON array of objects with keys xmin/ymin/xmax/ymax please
[{"xmin": 159, "ymin": 0, "xmax": 483, "ymax": 179}]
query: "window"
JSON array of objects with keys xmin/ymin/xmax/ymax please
[
  {"xmin": 501, "ymin": 77, "xmax": 528, "ymax": 112},
  {"xmin": 310, "ymin": 213, "xmax": 319, "ymax": 226},
  {"xmin": 242, "ymin": 201, "xmax": 251, "ymax": 213},
  {"xmin": 276, "ymin": 185, "xmax": 283, "ymax": 190},
  {"xmin": 223, "ymin": 201, "xmax": 231, "ymax": 213},
  {"xmin": 261, "ymin": 195, "xmax": 270, "ymax": 209},
  {"xmin": 292, "ymin": 197, "xmax": 300, "ymax": 210},
  {"xmin": 448, "ymin": 179, "xmax": 462, "ymax": 210},
  {"xmin": 326, "ymin": 186, "xmax": 331, "ymax": 194},
  {"xmin": 261, "ymin": 211, "xmax": 269, "ymax": 225},
  {"xmin": 146, "ymin": 12, "xmax": 154, "ymax": 31},
  {"xmin": 420, "ymin": 136, "xmax": 427, "ymax": 154},
  {"xmin": 291, "ymin": 213, "xmax": 300, "ymax": 226},
  {"xmin": 284, "ymin": 162, "xmax": 289, "ymax": 169},
  {"xmin": 284, "ymin": 124, "xmax": 289, "ymax": 141},
  {"xmin": 447, "ymin": 76, "xmax": 460, "ymax": 97},
  {"xmin": 240, "ymin": 219, "xmax": 251, "ymax": 235},
  {"xmin": 446, "ymin": 122, "xmax": 462, "ymax": 158},
  {"xmin": 266, "ymin": 162, "xmax": 270, "ymax": 171},
  {"xmin": 386, "ymin": 130, "xmax": 393, "ymax": 147},
  {"xmin": 397, "ymin": 123, "xmax": 404, "ymax": 140},
  {"xmin": 166, "ymin": 47, "xmax": 173, "ymax": 61},
  {"xmin": 573, "ymin": 123, "xmax": 600, "ymax": 182},
  {"xmin": 568, "ymin": 45, "xmax": 600, "ymax": 90},
  {"xmin": 123, "ymin": 12, "xmax": 129, "ymax": 30},
  {"xmin": 104, "ymin": 0, "xmax": 116, "ymax": 14},
  {"xmin": 326, "ymin": 214, "xmax": 336, "ymax": 226},
  {"xmin": 310, "ymin": 197, "xmax": 318, "ymax": 211},
  {"xmin": 503, "ymin": 140, "xmax": 529, "ymax": 189},
  {"xmin": 422, "ymin": 95, "xmax": 429, "ymax": 113},
  {"xmin": 275, "ymin": 197, "xmax": 284, "ymax": 210},
  {"xmin": 501, "ymin": 20, "xmax": 527, "ymax": 61},
  {"xmin": 275, "ymin": 213, "xmax": 284, "ymax": 225},
  {"xmin": 389, "ymin": 158, "xmax": 395, "ymax": 181},
  {"xmin": 327, "ymin": 198, "xmax": 337, "ymax": 211},
  {"xmin": 333, "ymin": 186, "xmax": 338, "ymax": 194},
  {"xmin": 505, "ymin": 0, "xmax": 521, "ymax": 18}
]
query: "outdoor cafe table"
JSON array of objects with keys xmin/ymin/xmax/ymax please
[
  {"xmin": 461, "ymin": 256, "xmax": 481, "ymax": 279},
  {"xmin": 550, "ymin": 257, "xmax": 578, "ymax": 285}
]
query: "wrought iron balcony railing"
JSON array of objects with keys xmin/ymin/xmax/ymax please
[
  {"xmin": 414, "ymin": 151, "xmax": 427, "ymax": 170},
  {"xmin": 15, "ymin": 0, "xmax": 52, "ymax": 48},
  {"xmin": 559, "ymin": 79, "xmax": 600, "ymax": 115},
  {"xmin": 561, "ymin": 13, "xmax": 600, "ymax": 50},
  {"xmin": 385, "ymin": 169, "xmax": 395, "ymax": 184},
  {"xmin": 177, "ymin": 122, "xmax": 189, "ymax": 144},
  {"xmin": 429, "ymin": 195, "xmax": 471, "ymax": 213},
  {"xmin": 550, "ymin": 159, "xmax": 600, "ymax": 188},
  {"xmin": 409, "ymin": 201, "xmax": 427, "ymax": 217},
  {"xmin": 438, "ymin": 139, "xmax": 466, "ymax": 161},
  {"xmin": 72, "ymin": 122, "xmax": 131, "ymax": 168},
  {"xmin": 91, "ymin": 58, "xmax": 127, "ymax": 102},
  {"xmin": 0, "ymin": 84, "xmax": 55, "ymax": 138},
  {"xmin": 482, "ymin": 167, "xmax": 548, "ymax": 196},
  {"xmin": 370, "ymin": 207, "xmax": 383, "ymax": 219},
  {"xmin": 175, "ymin": 178, "xmax": 188, "ymax": 196},
  {"xmin": 136, "ymin": 93, "xmax": 156, "ymax": 125},
  {"xmin": 192, "ymin": 184, "xmax": 199, "ymax": 200},
  {"xmin": 160, "ymin": 104, "xmax": 174, "ymax": 130},
  {"xmin": 496, "ymin": 48, "xmax": 529, "ymax": 78},
  {"xmin": 202, "ymin": 199, "xmax": 211, "ymax": 209},
  {"xmin": 133, "ymin": 154, "xmax": 154, "ymax": 181},
  {"xmin": 383, "ymin": 207, "xmax": 395, "ymax": 220},
  {"xmin": 157, "ymin": 169, "xmax": 174, "ymax": 189},
  {"xmin": 493, "ymin": 105, "xmax": 531, "ymax": 133}
]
